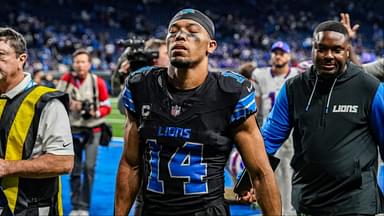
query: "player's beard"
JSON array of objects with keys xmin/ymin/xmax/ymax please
[
  {"xmin": 170, "ymin": 58, "xmax": 196, "ymax": 69},
  {"xmin": 274, "ymin": 61, "xmax": 288, "ymax": 68}
]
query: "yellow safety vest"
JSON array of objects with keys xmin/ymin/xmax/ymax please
[{"xmin": 0, "ymin": 85, "xmax": 67, "ymax": 215}]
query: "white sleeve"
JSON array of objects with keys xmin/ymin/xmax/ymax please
[
  {"xmin": 252, "ymin": 69, "xmax": 262, "ymax": 97},
  {"xmin": 363, "ymin": 58, "xmax": 384, "ymax": 82},
  {"xmin": 33, "ymin": 98, "xmax": 74, "ymax": 156}
]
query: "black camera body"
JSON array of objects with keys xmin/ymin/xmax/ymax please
[
  {"xmin": 118, "ymin": 39, "xmax": 159, "ymax": 71},
  {"xmin": 81, "ymin": 99, "xmax": 93, "ymax": 120},
  {"xmin": 117, "ymin": 39, "xmax": 158, "ymax": 80}
]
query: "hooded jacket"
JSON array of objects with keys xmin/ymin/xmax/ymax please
[{"xmin": 262, "ymin": 62, "xmax": 384, "ymax": 215}]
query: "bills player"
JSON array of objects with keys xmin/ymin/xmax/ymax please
[{"xmin": 228, "ymin": 41, "xmax": 299, "ymax": 214}]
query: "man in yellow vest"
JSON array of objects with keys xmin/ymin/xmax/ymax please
[{"xmin": 0, "ymin": 27, "xmax": 74, "ymax": 216}]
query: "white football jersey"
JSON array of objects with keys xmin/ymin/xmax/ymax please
[{"xmin": 252, "ymin": 67, "xmax": 300, "ymax": 124}]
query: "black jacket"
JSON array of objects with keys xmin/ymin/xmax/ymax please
[{"xmin": 262, "ymin": 63, "xmax": 384, "ymax": 215}]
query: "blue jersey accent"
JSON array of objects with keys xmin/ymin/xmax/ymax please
[
  {"xmin": 261, "ymin": 84, "xmax": 292, "ymax": 155},
  {"xmin": 169, "ymin": 142, "xmax": 208, "ymax": 194},
  {"xmin": 371, "ymin": 84, "xmax": 384, "ymax": 158},
  {"xmin": 132, "ymin": 66, "xmax": 156, "ymax": 75},
  {"xmin": 230, "ymin": 91, "xmax": 256, "ymax": 123},
  {"xmin": 157, "ymin": 126, "xmax": 192, "ymax": 139},
  {"xmin": 122, "ymin": 87, "xmax": 136, "ymax": 113},
  {"xmin": 147, "ymin": 139, "xmax": 165, "ymax": 194},
  {"xmin": 223, "ymin": 71, "xmax": 246, "ymax": 83}
]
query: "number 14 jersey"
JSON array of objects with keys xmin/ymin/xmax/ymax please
[{"xmin": 122, "ymin": 67, "xmax": 256, "ymax": 215}]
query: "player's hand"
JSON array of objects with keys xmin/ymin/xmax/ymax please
[
  {"xmin": 236, "ymin": 188, "xmax": 257, "ymax": 203},
  {"xmin": 340, "ymin": 13, "xmax": 359, "ymax": 40}
]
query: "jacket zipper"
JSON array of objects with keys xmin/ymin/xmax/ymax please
[{"xmin": 320, "ymin": 94, "xmax": 327, "ymax": 127}]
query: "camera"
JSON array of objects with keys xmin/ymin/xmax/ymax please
[
  {"xmin": 117, "ymin": 39, "xmax": 159, "ymax": 73},
  {"xmin": 81, "ymin": 100, "xmax": 93, "ymax": 120},
  {"xmin": 111, "ymin": 38, "xmax": 159, "ymax": 96}
]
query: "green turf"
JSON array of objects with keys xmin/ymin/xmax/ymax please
[{"xmin": 105, "ymin": 97, "xmax": 125, "ymax": 138}]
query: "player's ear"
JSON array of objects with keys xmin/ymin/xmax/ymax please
[
  {"xmin": 346, "ymin": 45, "xmax": 351, "ymax": 58},
  {"xmin": 207, "ymin": 40, "xmax": 217, "ymax": 54}
]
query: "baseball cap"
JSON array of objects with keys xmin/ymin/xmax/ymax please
[{"xmin": 271, "ymin": 41, "xmax": 291, "ymax": 53}]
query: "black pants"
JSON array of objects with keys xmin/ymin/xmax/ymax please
[{"xmin": 141, "ymin": 201, "xmax": 230, "ymax": 216}]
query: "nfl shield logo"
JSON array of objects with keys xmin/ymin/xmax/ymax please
[{"xmin": 171, "ymin": 105, "xmax": 181, "ymax": 117}]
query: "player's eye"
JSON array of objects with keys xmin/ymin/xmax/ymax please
[
  {"xmin": 168, "ymin": 26, "xmax": 178, "ymax": 34},
  {"xmin": 188, "ymin": 24, "xmax": 201, "ymax": 33}
]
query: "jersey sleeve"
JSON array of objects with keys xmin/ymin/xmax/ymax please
[
  {"xmin": 370, "ymin": 84, "xmax": 384, "ymax": 158},
  {"xmin": 261, "ymin": 83, "xmax": 292, "ymax": 155},
  {"xmin": 223, "ymin": 72, "xmax": 257, "ymax": 126},
  {"xmin": 252, "ymin": 69, "xmax": 262, "ymax": 97},
  {"xmin": 96, "ymin": 76, "xmax": 111, "ymax": 117},
  {"xmin": 121, "ymin": 66, "xmax": 156, "ymax": 118},
  {"xmin": 122, "ymin": 80, "xmax": 138, "ymax": 118}
]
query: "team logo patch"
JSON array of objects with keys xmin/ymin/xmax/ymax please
[
  {"xmin": 332, "ymin": 105, "xmax": 358, "ymax": 113},
  {"xmin": 171, "ymin": 105, "xmax": 181, "ymax": 117}
]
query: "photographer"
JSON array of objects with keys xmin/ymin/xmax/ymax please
[
  {"xmin": 56, "ymin": 49, "xmax": 111, "ymax": 216},
  {"xmin": 144, "ymin": 38, "xmax": 169, "ymax": 68},
  {"xmin": 112, "ymin": 38, "xmax": 169, "ymax": 95},
  {"xmin": 115, "ymin": 38, "xmax": 169, "ymax": 114}
]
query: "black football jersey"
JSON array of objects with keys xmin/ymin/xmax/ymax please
[{"xmin": 122, "ymin": 67, "xmax": 256, "ymax": 215}]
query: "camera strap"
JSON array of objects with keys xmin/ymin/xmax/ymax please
[
  {"xmin": 64, "ymin": 74, "xmax": 73, "ymax": 93},
  {"xmin": 64, "ymin": 73, "xmax": 98, "ymax": 112},
  {"xmin": 65, "ymin": 73, "xmax": 98, "ymax": 112},
  {"xmin": 90, "ymin": 74, "xmax": 97, "ymax": 112}
]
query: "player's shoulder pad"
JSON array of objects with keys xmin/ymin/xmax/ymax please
[
  {"xmin": 218, "ymin": 71, "xmax": 250, "ymax": 93},
  {"xmin": 127, "ymin": 66, "xmax": 161, "ymax": 85}
]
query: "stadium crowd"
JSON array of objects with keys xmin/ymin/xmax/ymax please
[
  {"xmin": 0, "ymin": 1, "xmax": 383, "ymax": 215},
  {"xmin": 0, "ymin": 0, "xmax": 382, "ymax": 75}
]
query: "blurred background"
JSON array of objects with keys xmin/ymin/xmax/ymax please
[
  {"xmin": 1, "ymin": 0, "xmax": 382, "ymax": 215},
  {"xmin": 0, "ymin": 0, "xmax": 382, "ymax": 82}
]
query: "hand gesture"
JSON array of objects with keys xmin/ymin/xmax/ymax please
[{"xmin": 340, "ymin": 13, "xmax": 360, "ymax": 40}]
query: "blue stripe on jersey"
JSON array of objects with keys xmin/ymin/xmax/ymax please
[
  {"xmin": 371, "ymin": 84, "xmax": 384, "ymax": 158},
  {"xmin": 261, "ymin": 84, "xmax": 292, "ymax": 155},
  {"xmin": 223, "ymin": 71, "xmax": 246, "ymax": 83},
  {"xmin": 122, "ymin": 87, "xmax": 136, "ymax": 113},
  {"xmin": 230, "ymin": 91, "xmax": 256, "ymax": 123},
  {"xmin": 132, "ymin": 66, "xmax": 155, "ymax": 75}
]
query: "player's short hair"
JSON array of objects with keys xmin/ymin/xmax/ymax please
[
  {"xmin": 313, "ymin": 20, "xmax": 349, "ymax": 41},
  {"xmin": 0, "ymin": 27, "xmax": 27, "ymax": 56},
  {"xmin": 72, "ymin": 48, "xmax": 91, "ymax": 62},
  {"xmin": 238, "ymin": 62, "xmax": 256, "ymax": 80}
]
